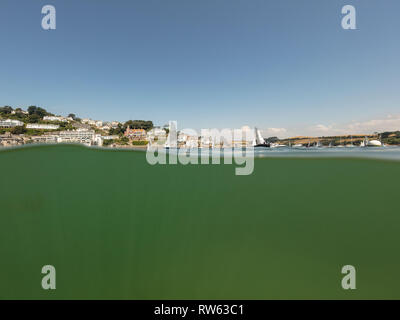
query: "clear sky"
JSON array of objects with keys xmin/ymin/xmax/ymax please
[{"xmin": 1, "ymin": 0, "xmax": 399, "ymax": 137}]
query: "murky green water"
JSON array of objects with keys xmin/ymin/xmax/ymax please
[{"xmin": 0, "ymin": 145, "xmax": 399, "ymax": 299}]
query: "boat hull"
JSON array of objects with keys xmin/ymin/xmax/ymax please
[{"xmin": 366, "ymin": 140, "xmax": 382, "ymax": 147}]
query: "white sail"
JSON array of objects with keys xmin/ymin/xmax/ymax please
[{"xmin": 253, "ymin": 128, "xmax": 265, "ymax": 145}]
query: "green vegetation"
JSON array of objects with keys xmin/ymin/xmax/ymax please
[
  {"xmin": 124, "ymin": 120, "xmax": 153, "ymax": 131},
  {"xmin": 56, "ymin": 122, "xmax": 75, "ymax": 131},
  {"xmin": 1, "ymin": 105, "xmax": 53, "ymax": 124},
  {"xmin": 102, "ymin": 139, "xmax": 114, "ymax": 146},
  {"xmin": 131, "ymin": 140, "xmax": 148, "ymax": 146},
  {"xmin": 385, "ymin": 137, "xmax": 400, "ymax": 145},
  {"xmin": 109, "ymin": 124, "xmax": 124, "ymax": 136},
  {"xmin": 381, "ymin": 131, "xmax": 400, "ymax": 145},
  {"xmin": 108, "ymin": 120, "xmax": 154, "ymax": 137},
  {"xmin": 0, "ymin": 106, "xmax": 13, "ymax": 114},
  {"xmin": 10, "ymin": 126, "xmax": 27, "ymax": 135},
  {"xmin": 114, "ymin": 136, "xmax": 129, "ymax": 145},
  {"xmin": 27, "ymin": 106, "xmax": 52, "ymax": 117}
]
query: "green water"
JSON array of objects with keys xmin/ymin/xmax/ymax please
[{"xmin": 0, "ymin": 145, "xmax": 399, "ymax": 299}]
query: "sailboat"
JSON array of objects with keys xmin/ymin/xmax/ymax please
[
  {"xmin": 366, "ymin": 137, "xmax": 382, "ymax": 147},
  {"xmin": 360, "ymin": 136, "xmax": 382, "ymax": 147},
  {"xmin": 253, "ymin": 128, "xmax": 270, "ymax": 148}
]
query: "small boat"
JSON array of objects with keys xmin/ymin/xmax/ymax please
[
  {"xmin": 367, "ymin": 139, "xmax": 382, "ymax": 147},
  {"xmin": 270, "ymin": 143, "xmax": 286, "ymax": 148},
  {"xmin": 252, "ymin": 127, "xmax": 270, "ymax": 148}
]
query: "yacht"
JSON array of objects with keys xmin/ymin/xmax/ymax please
[
  {"xmin": 252, "ymin": 128, "xmax": 270, "ymax": 148},
  {"xmin": 293, "ymin": 143, "xmax": 304, "ymax": 148},
  {"xmin": 361, "ymin": 137, "xmax": 382, "ymax": 147},
  {"xmin": 367, "ymin": 139, "xmax": 382, "ymax": 147},
  {"xmin": 270, "ymin": 142, "xmax": 286, "ymax": 148}
]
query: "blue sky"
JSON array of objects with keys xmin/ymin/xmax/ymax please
[{"xmin": 1, "ymin": 0, "xmax": 399, "ymax": 136}]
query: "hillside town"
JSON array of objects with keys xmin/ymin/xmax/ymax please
[
  {"xmin": 0, "ymin": 106, "xmax": 168, "ymax": 148},
  {"xmin": 1, "ymin": 105, "xmax": 400, "ymax": 148}
]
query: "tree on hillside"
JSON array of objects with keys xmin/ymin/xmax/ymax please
[
  {"xmin": 265, "ymin": 136, "xmax": 279, "ymax": 143},
  {"xmin": 27, "ymin": 106, "xmax": 52, "ymax": 118},
  {"xmin": 124, "ymin": 120, "xmax": 153, "ymax": 131},
  {"xmin": 109, "ymin": 124, "xmax": 124, "ymax": 136},
  {"xmin": 10, "ymin": 126, "xmax": 27, "ymax": 135},
  {"xmin": 27, "ymin": 106, "xmax": 37, "ymax": 115},
  {"xmin": 28, "ymin": 114, "xmax": 41, "ymax": 123},
  {"xmin": 68, "ymin": 113, "xmax": 76, "ymax": 120},
  {"xmin": 0, "ymin": 106, "xmax": 13, "ymax": 114}
]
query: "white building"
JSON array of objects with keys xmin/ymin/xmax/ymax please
[
  {"xmin": 200, "ymin": 127, "xmax": 254, "ymax": 148},
  {"xmin": 26, "ymin": 124, "xmax": 59, "ymax": 130},
  {"xmin": 30, "ymin": 135, "xmax": 58, "ymax": 144},
  {"xmin": 57, "ymin": 129, "xmax": 95, "ymax": 146},
  {"xmin": 94, "ymin": 134, "xmax": 118, "ymax": 146},
  {"xmin": 11, "ymin": 109, "xmax": 28, "ymax": 115},
  {"xmin": 147, "ymin": 127, "xmax": 167, "ymax": 147},
  {"xmin": 101, "ymin": 135, "xmax": 119, "ymax": 140},
  {"xmin": 0, "ymin": 119, "xmax": 24, "ymax": 128},
  {"xmin": 43, "ymin": 116, "xmax": 68, "ymax": 122}
]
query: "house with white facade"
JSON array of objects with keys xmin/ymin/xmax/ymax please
[
  {"xmin": 43, "ymin": 116, "xmax": 68, "ymax": 122},
  {"xmin": 0, "ymin": 119, "xmax": 24, "ymax": 128},
  {"xmin": 26, "ymin": 124, "xmax": 59, "ymax": 130}
]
